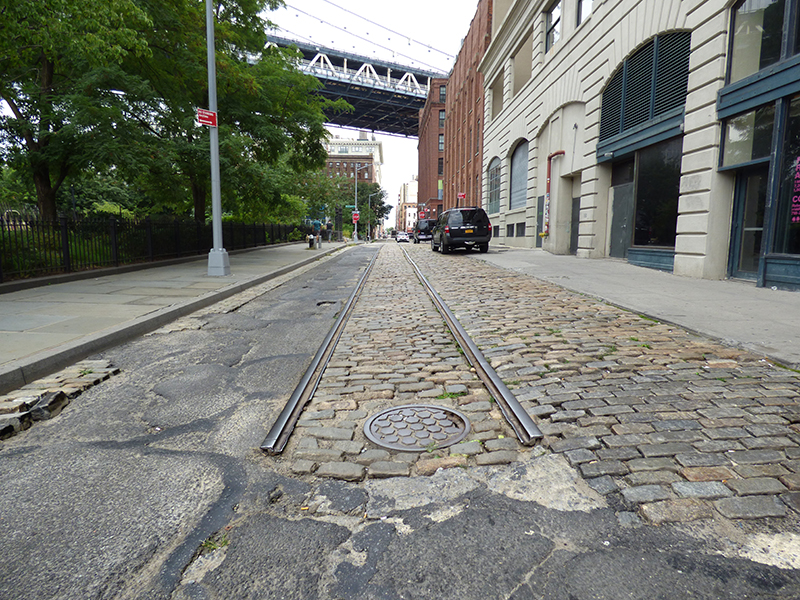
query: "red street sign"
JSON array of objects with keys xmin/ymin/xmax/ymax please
[
  {"xmin": 197, "ymin": 108, "xmax": 218, "ymax": 127},
  {"xmin": 352, "ymin": 213, "xmax": 360, "ymax": 223},
  {"xmin": 457, "ymin": 192, "xmax": 466, "ymax": 199}
]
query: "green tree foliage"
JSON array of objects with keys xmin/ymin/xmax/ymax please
[
  {"xmin": 0, "ymin": 0, "xmax": 152, "ymax": 220},
  {"xmin": 0, "ymin": 0, "xmax": 349, "ymax": 222}
]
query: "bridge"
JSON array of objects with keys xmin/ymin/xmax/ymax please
[{"xmin": 267, "ymin": 34, "xmax": 445, "ymax": 137}]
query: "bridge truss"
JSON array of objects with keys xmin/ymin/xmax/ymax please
[{"xmin": 268, "ymin": 35, "xmax": 445, "ymax": 137}]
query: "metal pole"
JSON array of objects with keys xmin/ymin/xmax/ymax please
[
  {"xmin": 354, "ymin": 169, "xmax": 358, "ymax": 241},
  {"xmin": 206, "ymin": 0, "xmax": 230, "ymax": 276}
]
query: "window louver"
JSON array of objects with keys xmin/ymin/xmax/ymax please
[{"xmin": 599, "ymin": 32, "xmax": 691, "ymax": 143}]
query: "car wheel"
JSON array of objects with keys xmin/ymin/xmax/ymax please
[
  {"xmin": 479, "ymin": 243, "xmax": 488, "ymax": 253},
  {"xmin": 431, "ymin": 238, "xmax": 437, "ymax": 252},
  {"xmin": 441, "ymin": 241, "xmax": 449, "ymax": 254}
]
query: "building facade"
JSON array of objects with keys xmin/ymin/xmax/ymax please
[
  {"xmin": 417, "ymin": 78, "xmax": 448, "ymax": 220},
  {"xmin": 443, "ymin": 0, "xmax": 493, "ymax": 212},
  {"xmin": 324, "ymin": 131, "xmax": 383, "ymax": 185},
  {"xmin": 481, "ymin": 0, "xmax": 800, "ymax": 289},
  {"xmin": 397, "ymin": 178, "xmax": 419, "ymax": 232}
]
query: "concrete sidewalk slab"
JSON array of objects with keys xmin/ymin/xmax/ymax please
[
  {"xmin": 0, "ymin": 242, "xmax": 348, "ymax": 393},
  {"xmin": 477, "ymin": 246, "xmax": 800, "ymax": 370}
]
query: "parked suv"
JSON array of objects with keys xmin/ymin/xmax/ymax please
[
  {"xmin": 431, "ymin": 207, "xmax": 491, "ymax": 253},
  {"xmin": 412, "ymin": 218, "xmax": 437, "ymax": 244}
]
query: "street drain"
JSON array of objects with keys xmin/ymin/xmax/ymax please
[{"xmin": 364, "ymin": 405, "xmax": 471, "ymax": 451}]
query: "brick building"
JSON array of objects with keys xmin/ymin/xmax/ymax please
[
  {"xmin": 418, "ymin": 0, "xmax": 492, "ymax": 217},
  {"xmin": 324, "ymin": 131, "xmax": 383, "ymax": 185},
  {"xmin": 417, "ymin": 78, "xmax": 448, "ymax": 221}
]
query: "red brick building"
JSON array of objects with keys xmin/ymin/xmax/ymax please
[
  {"xmin": 417, "ymin": 78, "xmax": 448, "ymax": 221},
  {"xmin": 442, "ymin": 0, "xmax": 492, "ymax": 212}
]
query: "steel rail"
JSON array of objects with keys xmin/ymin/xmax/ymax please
[
  {"xmin": 400, "ymin": 248, "xmax": 543, "ymax": 445},
  {"xmin": 260, "ymin": 250, "xmax": 379, "ymax": 454}
]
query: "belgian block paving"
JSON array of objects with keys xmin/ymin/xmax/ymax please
[
  {"xmin": 2, "ymin": 241, "xmax": 800, "ymax": 528},
  {"xmin": 401, "ymin": 243, "xmax": 799, "ymax": 524}
]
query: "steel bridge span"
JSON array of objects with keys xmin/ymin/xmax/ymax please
[{"xmin": 268, "ymin": 34, "xmax": 444, "ymax": 137}]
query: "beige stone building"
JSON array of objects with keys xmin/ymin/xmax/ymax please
[{"xmin": 481, "ymin": 0, "xmax": 800, "ymax": 289}]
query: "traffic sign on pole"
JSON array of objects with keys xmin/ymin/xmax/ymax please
[{"xmin": 197, "ymin": 108, "xmax": 218, "ymax": 127}]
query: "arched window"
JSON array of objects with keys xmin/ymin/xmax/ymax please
[
  {"xmin": 509, "ymin": 142, "xmax": 528, "ymax": 211},
  {"xmin": 487, "ymin": 158, "xmax": 501, "ymax": 214},
  {"xmin": 599, "ymin": 32, "xmax": 691, "ymax": 144}
]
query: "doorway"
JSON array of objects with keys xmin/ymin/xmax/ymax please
[{"xmin": 729, "ymin": 166, "xmax": 768, "ymax": 278}]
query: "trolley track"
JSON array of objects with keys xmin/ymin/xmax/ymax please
[{"xmin": 260, "ymin": 244, "xmax": 541, "ymax": 456}]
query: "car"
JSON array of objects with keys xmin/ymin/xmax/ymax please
[
  {"xmin": 431, "ymin": 207, "xmax": 491, "ymax": 253},
  {"xmin": 396, "ymin": 231, "xmax": 410, "ymax": 242},
  {"xmin": 412, "ymin": 218, "xmax": 437, "ymax": 244}
]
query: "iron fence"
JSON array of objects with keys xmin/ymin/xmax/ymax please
[{"xmin": 0, "ymin": 216, "xmax": 309, "ymax": 284}]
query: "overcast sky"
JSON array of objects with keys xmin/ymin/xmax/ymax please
[{"xmin": 267, "ymin": 0, "xmax": 480, "ymax": 221}]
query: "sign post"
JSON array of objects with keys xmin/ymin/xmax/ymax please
[{"xmin": 204, "ymin": 0, "xmax": 230, "ymax": 276}]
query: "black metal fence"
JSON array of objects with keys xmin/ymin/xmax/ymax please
[{"xmin": 0, "ymin": 216, "xmax": 309, "ymax": 284}]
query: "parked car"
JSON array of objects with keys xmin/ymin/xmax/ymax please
[
  {"xmin": 431, "ymin": 207, "xmax": 491, "ymax": 253},
  {"xmin": 412, "ymin": 218, "xmax": 437, "ymax": 244},
  {"xmin": 396, "ymin": 231, "xmax": 410, "ymax": 243}
]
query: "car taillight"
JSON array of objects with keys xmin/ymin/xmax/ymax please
[
  {"xmin": 444, "ymin": 226, "xmax": 450, "ymax": 233},
  {"xmin": 488, "ymin": 221, "xmax": 492, "ymax": 229}
]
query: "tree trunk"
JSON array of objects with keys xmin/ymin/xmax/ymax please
[
  {"xmin": 192, "ymin": 179, "xmax": 206, "ymax": 223},
  {"xmin": 32, "ymin": 164, "xmax": 58, "ymax": 221}
]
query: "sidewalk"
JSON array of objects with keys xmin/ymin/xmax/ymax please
[
  {"xmin": 0, "ymin": 242, "xmax": 347, "ymax": 393},
  {"xmin": 477, "ymin": 246, "xmax": 800, "ymax": 370}
]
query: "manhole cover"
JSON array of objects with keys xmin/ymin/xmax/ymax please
[{"xmin": 364, "ymin": 404, "xmax": 471, "ymax": 451}]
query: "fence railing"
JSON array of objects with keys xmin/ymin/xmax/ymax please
[{"xmin": 0, "ymin": 216, "xmax": 309, "ymax": 284}]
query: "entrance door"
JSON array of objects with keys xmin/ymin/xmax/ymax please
[
  {"xmin": 536, "ymin": 196, "xmax": 544, "ymax": 248},
  {"xmin": 610, "ymin": 183, "xmax": 635, "ymax": 258},
  {"xmin": 570, "ymin": 197, "xmax": 580, "ymax": 255},
  {"xmin": 729, "ymin": 166, "xmax": 768, "ymax": 278}
]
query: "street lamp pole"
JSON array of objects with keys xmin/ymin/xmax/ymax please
[
  {"xmin": 368, "ymin": 191, "xmax": 380, "ymax": 241},
  {"xmin": 354, "ymin": 162, "xmax": 379, "ymax": 241},
  {"xmin": 205, "ymin": 0, "xmax": 230, "ymax": 276}
]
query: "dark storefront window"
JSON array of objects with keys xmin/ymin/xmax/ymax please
[
  {"xmin": 487, "ymin": 158, "xmax": 501, "ymax": 214},
  {"xmin": 634, "ymin": 137, "xmax": 683, "ymax": 247},
  {"xmin": 509, "ymin": 141, "xmax": 529, "ymax": 210},
  {"xmin": 729, "ymin": 0, "xmax": 786, "ymax": 84},
  {"xmin": 775, "ymin": 96, "xmax": 800, "ymax": 254},
  {"xmin": 722, "ymin": 104, "xmax": 775, "ymax": 167}
]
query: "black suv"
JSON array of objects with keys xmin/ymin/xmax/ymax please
[
  {"xmin": 412, "ymin": 218, "xmax": 437, "ymax": 244},
  {"xmin": 431, "ymin": 207, "xmax": 491, "ymax": 253}
]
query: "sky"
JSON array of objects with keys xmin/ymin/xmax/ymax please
[{"xmin": 265, "ymin": 0, "xmax": 480, "ymax": 223}]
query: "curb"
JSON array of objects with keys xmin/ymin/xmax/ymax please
[{"xmin": 0, "ymin": 245, "xmax": 347, "ymax": 395}]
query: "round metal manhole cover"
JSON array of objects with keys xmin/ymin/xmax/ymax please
[{"xmin": 364, "ymin": 404, "xmax": 471, "ymax": 451}]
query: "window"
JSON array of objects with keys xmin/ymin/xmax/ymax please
[
  {"xmin": 438, "ymin": 134, "xmax": 444, "ymax": 152},
  {"xmin": 438, "ymin": 158, "xmax": 444, "ymax": 176},
  {"xmin": 516, "ymin": 223, "xmax": 526, "ymax": 237},
  {"xmin": 775, "ymin": 96, "xmax": 800, "ymax": 254},
  {"xmin": 439, "ymin": 110, "xmax": 445, "ymax": 128},
  {"xmin": 633, "ymin": 137, "xmax": 683, "ymax": 247},
  {"xmin": 599, "ymin": 32, "xmax": 691, "ymax": 142},
  {"xmin": 487, "ymin": 158, "xmax": 501, "ymax": 214},
  {"xmin": 506, "ymin": 224, "xmax": 515, "ymax": 237},
  {"xmin": 509, "ymin": 141, "xmax": 528, "ymax": 210},
  {"xmin": 722, "ymin": 105, "xmax": 775, "ymax": 168},
  {"xmin": 491, "ymin": 77, "xmax": 504, "ymax": 119},
  {"xmin": 546, "ymin": 1, "xmax": 562, "ymax": 52},
  {"xmin": 577, "ymin": 0, "xmax": 593, "ymax": 25},
  {"xmin": 729, "ymin": 0, "xmax": 786, "ymax": 84},
  {"xmin": 439, "ymin": 85, "xmax": 447, "ymax": 103},
  {"xmin": 513, "ymin": 31, "xmax": 533, "ymax": 94}
]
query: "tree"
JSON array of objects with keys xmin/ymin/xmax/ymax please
[
  {"xmin": 120, "ymin": 0, "xmax": 349, "ymax": 221},
  {"xmin": 0, "ymin": 0, "xmax": 152, "ymax": 220},
  {"xmin": 0, "ymin": 0, "xmax": 349, "ymax": 223}
]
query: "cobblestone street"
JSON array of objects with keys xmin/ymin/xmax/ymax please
[{"xmin": 279, "ymin": 242, "xmax": 800, "ymax": 526}]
